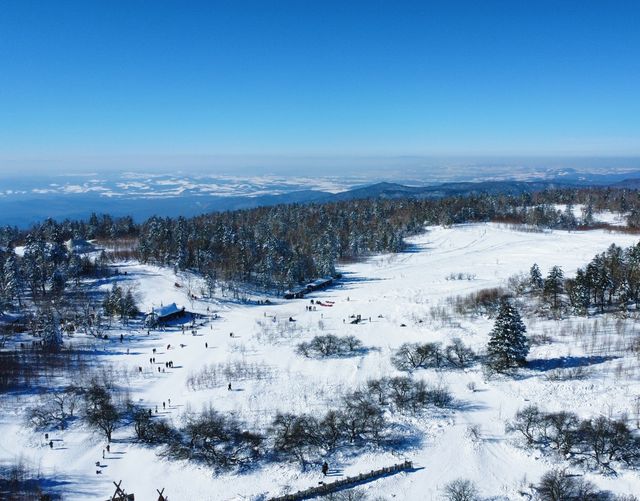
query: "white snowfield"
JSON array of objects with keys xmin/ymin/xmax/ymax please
[{"xmin": 2, "ymin": 223, "xmax": 640, "ymax": 500}]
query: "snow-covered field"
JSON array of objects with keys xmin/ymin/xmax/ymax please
[{"xmin": 2, "ymin": 223, "xmax": 640, "ymax": 500}]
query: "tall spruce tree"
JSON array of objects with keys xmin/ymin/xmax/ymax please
[
  {"xmin": 41, "ymin": 309, "xmax": 63, "ymax": 353},
  {"xmin": 1, "ymin": 253, "xmax": 20, "ymax": 310},
  {"xmin": 487, "ymin": 299, "xmax": 529, "ymax": 372},
  {"xmin": 543, "ymin": 265, "xmax": 564, "ymax": 310},
  {"xmin": 568, "ymin": 269, "xmax": 591, "ymax": 314},
  {"xmin": 529, "ymin": 263, "xmax": 544, "ymax": 292}
]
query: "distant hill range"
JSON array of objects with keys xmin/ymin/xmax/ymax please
[
  {"xmin": 2, "ymin": 177, "xmax": 640, "ymax": 227},
  {"xmin": 612, "ymin": 178, "xmax": 640, "ymax": 189},
  {"xmin": 321, "ymin": 180, "xmax": 568, "ymax": 202}
]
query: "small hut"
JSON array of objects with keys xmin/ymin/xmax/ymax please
[{"xmin": 146, "ymin": 303, "xmax": 186, "ymax": 326}]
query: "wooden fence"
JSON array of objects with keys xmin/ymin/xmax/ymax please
[{"xmin": 268, "ymin": 460, "xmax": 414, "ymax": 501}]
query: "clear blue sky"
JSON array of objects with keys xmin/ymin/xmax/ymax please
[{"xmin": 1, "ymin": 0, "xmax": 639, "ymax": 171}]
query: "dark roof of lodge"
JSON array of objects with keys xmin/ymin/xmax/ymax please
[{"xmin": 151, "ymin": 303, "xmax": 183, "ymax": 319}]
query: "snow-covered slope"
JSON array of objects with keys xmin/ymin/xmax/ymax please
[{"xmin": 2, "ymin": 223, "xmax": 639, "ymax": 500}]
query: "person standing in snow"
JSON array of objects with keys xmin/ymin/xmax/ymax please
[{"xmin": 322, "ymin": 461, "xmax": 329, "ymax": 476}]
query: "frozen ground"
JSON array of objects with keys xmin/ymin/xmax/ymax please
[{"xmin": 2, "ymin": 223, "xmax": 640, "ymax": 500}]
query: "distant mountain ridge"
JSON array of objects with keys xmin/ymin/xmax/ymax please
[
  {"xmin": 322, "ymin": 180, "xmax": 572, "ymax": 202},
  {"xmin": 612, "ymin": 178, "xmax": 640, "ymax": 189},
  {"xmin": 2, "ymin": 177, "xmax": 640, "ymax": 227}
]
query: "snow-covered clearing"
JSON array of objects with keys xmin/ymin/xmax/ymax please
[{"xmin": 2, "ymin": 223, "xmax": 640, "ymax": 500}]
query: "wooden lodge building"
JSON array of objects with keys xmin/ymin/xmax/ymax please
[
  {"xmin": 145, "ymin": 303, "xmax": 186, "ymax": 325},
  {"xmin": 284, "ymin": 275, "xmax": 340, "ymax": 299}
]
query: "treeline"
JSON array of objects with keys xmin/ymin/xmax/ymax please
[
  {"xmin": 0, "ymin": 235, "xmax": 109, "ymax": 311},
  {"xmin": 0, "ymin": 348, "xmax": 89, "ymax": 392},
  {"xmin": 568, "ymin": 243, "xmax": 640, "ymax": 313},
  {"xmin": 134, "ymin": 190, "xmax": 640, "ymax": 289},
  {"xmin": 2, "ymin": 187, "xmax": 640, "ymax": 299},
  {"xmin": 527, "ymin": 241, "xmax": 640, "ymax": 314}
]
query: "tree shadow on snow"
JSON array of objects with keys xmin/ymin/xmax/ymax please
[
  {"xmin": 401, "ymin": 242, "xmax": 431, "ymax": 254},
  {"xmin": 527, "ymin": 355, "xmax": 618, "ymax": 372},
  {"xmin": 378, "ymin": 423, "xmax": 425, "ymax": 453},
  {"xmin": 335, "ymin": 272, "xmax": 385, "ymax": 287},
  {"xmin": 0, "ymin": 468, "xmax": 98, "ymax": 500},
  {"xmin": 453, "ymin": 399, "xmax": 489, "ymax": 413}
]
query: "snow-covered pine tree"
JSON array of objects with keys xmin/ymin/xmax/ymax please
[
  {"xmin": 121, "ymin": 289, "xmax": 138, "ymax": 324},
  {"xmin": 486, "ymin": 299, "xmax": 529, "ymax": 372},
  {"xmin": 543, "ymin": 265, "xmax": 564, "ymax": 310},
  {"xmin": 624, "ymin": 243, "xmax": 640, "ymax": 307},
  {"xmin": 41, "ymin": 309, "xmax": 63, "ymax": 353},
  {"xmin": 1, "ymin": 252, "xmax": 21, "ymax": 310},
  {"xmin": 529, "ymin": 263, "xmax": 544, "ymax": 292},
  {"xmin": 103, "ymin": 284, "xmax": 123, "ymax": 322},
  {"xmin": 568, "ymin": 269, "xmax": 591, "ymax": 315},
  {"xmin": 562, "ymin": 204, "xmax": 577, "ymax": 230},
  {"xmin": 581, "ymin": 203, "xmax": 595, "ymax": 226},
  {"xmin": 22, "ymin": 236, "xmax": 48, "ymax": 297}
]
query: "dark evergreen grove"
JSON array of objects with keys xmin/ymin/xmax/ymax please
[
  {"xmin": 567, "ymin": 242, "xmax": 640, "ymax": 313},
  {"xmin": 528, "ymin": 241, "xmax": 640, "ymax": 315}
]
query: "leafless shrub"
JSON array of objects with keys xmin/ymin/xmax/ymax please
[
  {"xmin": 324, "ymin": 490, "xmax": 370, "ymax": 501},
  {"xmin": 254, "ymin": 319, "xmax": 302, "ymax": 344},
  {"xmin": 186, "ymin": 360, "xmax": 277, "ymax": 390},
  {"xmin": 442, "ymin": 478, "xmax": 479, "ymax": 501},
  {"xmin": 544, "ymin": 366, "xmax": 592, "ymax": 381},
  {"xmin": 25, "ymin": 386, "xmax": 82, "ymax": 430},
  {"xmin": 165, "ymin": 406, "xmax": 263, "ymax": 470},
  {"xmin": 506, "ymin": 272, "xmax": 530, "ymax": 295},
  {"xmin": 450, "ymin": 287, "xmax": 510, "ymax": 317},
  {"xmin": 446, "ymin": 272, "xmax": 476, "ymax": 281},
  {"xmin": 534, "ymin": 469, "xmax": 598, "ymax": 501},
  {"xmin": 296, "ymin": 335, "xmax": 364, "ymax": 358},
  {"xmin": 392, "ymin": 340, "xmax": 475, "ymax": 372},
  {"xmin": 629, "ymin": 336, "xmax": 640, "ymax": 359},
  {"xmin": 465, "ymin": 424, "xmax": 481, "ymax": 443},
  {"xmin": 507, "ymin": 406, "xmax": 640, "ymax": 471},
  {"xmin": 428, "ymin": 305, "xmax": 460, "ymax": 327},
  {"xmin": 529, "ymin": 332, "xmax": 555, "ymax": 345}
]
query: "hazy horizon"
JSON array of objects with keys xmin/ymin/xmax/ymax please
[{"xmin": 2, "ymin": 154, "xmax": 640, "ymax": 178}]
